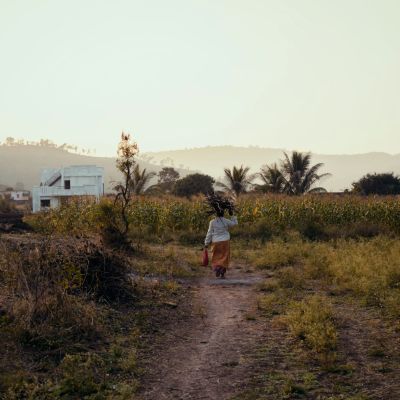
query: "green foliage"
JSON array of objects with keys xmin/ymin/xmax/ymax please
[
  {"xmin": 257, "ymin": 151, "xmax": 330, "ymax": 195},
  {"xmin": 307, "ymin": 237, "xmax": 400, "ymax": 317},
  {"xmin": 252, "ymin": 236, "xmax": 400, "ymax": 319},
  {"xmin": 281, "ymin": 151, "xmax": 330, "ymax": 194},
  {"xmin": 54, "ymin": 353, "xmax": 107, "ymax": 398},
  {"xmin": 218, "ymin": 165, "xmax": 255, "ymax": 196},
  {"xmin": 3, "ymin": 349, "xmax": 139, "ymax": 400},
  {"xmin": 24, "ymin": 197, "xmax": 98, "ymax": 235},
  {"xmin": 146, "ymin": 167, "xmax": 181, "ymax": 195},
  {"xmin": 25, "ymin": 194, "xmax": 400, "ymax": 244},
  {"xmin": 173, "ymin": 173, "xmax": 215, "ymax": 197},
  {"xmin": 258, "ymin": 163, "xmax": 285, "ymax": 193},
  {"xmin": 285, "ymin": 295, "xmax": 338, "ymax": 354},
  {"xmin": 231, "ymin": 218, "xmax": 276, "ymax": 243},
  {"xmin": 247, "ymin": 238, "xmax": 312, "ymax": 270},
  {"xmin": 352, "ymin": 172, "xmax": 400, "ymax": 195},
  {"xmin": 234, "ymin": 194, "xmax": 400, "ymax": 234},
  {"xmin": 277, "ymin": 267, "xmax": 305, "ymax": 289},
  {"xmin": 158, "ymin": 167, "xmax": 180, "ymax": 184},
  {"xmin": 131, "ymin": 164, "xmax": 156, "ymax": 195}
]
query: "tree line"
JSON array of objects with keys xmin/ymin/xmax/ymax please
[
  {"xmin": 129, "ymin": 151, "xmax": 400, "ymax": 197},
  {"xmin": 130, "ymin": 151, "xmax": 330, "ymax": 197},
  {"xmin": 4, "ymin": 134, "xmax": 399, "ymax": 196},
  {"xmin": 1, "ymin": 137, "xmax": 96, "ymax": 155}
]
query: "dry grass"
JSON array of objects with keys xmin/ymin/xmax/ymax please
[
  {"xmin": 303, "ymin": 237, "xmax": 400, "ymax": 317},
  {"xmin": 238, "ymin": 235, "xmax": 400, "ymax": 318},
  {"xmin": 0, "ymin": 234, "xmax": 195, "ymax": 399},
  {"xmin": 243, "ymin": 234, "xmax": 400, "ymax": 399}
]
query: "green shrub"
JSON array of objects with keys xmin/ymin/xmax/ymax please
[
  {"xmin": 54, "ymin": 353, "xmax": 106, "ymax": 397},
  {"xmin": 303, "ymin": 247, "xmax": 334, "ymax": 281},
  {"xmin": 296, "ymin": 218, "xmax": 326, "ymax": 241},
  {"xmin": 277, "ymin": 267, "xmax": 304, "ymax": 289},
  {"xmin": 3, "ymin": 350, "xmax": 138, "ymax": 400},
  {"xmin": 177, "ymin": 230, "xmax": 205, "ymax": 245},
  {"xmin": 248, "ymin": 238, "xmax": 312, "ymax": 270},
  {"xmin": 285, "ymin": 295, "xmax": 337, "ymax": 354},
  {"xmin": 231, "ymin": 218, "xmax": 277, "ymax": 243},
  {"xmin": 322, "ymin": 221, "xmax": 391, "ymax": 240}
]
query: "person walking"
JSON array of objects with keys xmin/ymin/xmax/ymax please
[{"xmin": 204, "ymin": 197, "xmax": 238, "ymax": 278}]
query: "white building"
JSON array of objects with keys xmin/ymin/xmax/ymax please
[
  {"xmin": 0, "ymin": 190, "xmax": 30, "ymax": 202},
  {"xmin": 32, "ymin": 165, "xmax": 104, "ymax": 213},
  {"xmin": 10, "ymin": 191, "xmax": 30, "ymax": 202},
  {"xmin": 10, "ymin": 190, "xmax": 31, "ymax": 203}
]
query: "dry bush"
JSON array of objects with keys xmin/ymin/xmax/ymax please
[
  {"xmin": 0, "ymin": 197, "xmax": 16, "ymax": 213},
  {"xmin": 0, "ymin": 237, "xmax": 135, "ymax": 347}
]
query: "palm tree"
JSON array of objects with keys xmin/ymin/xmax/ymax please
[
  {"xmin": 258, "ymin": 163, "xmax": 285, "ymax": 193},
  {"xmin": 218, "ymin": 165, "xmax": 255, "ymax": 196},
  {"xmin": 280, "ymin": 151, "xmax": 330, "ymax": 195},
  {"xmin": 130, "ymin": 165, "xmax": 156, "ymax": 195}
]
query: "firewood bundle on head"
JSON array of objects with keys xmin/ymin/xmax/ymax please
[{"xmin": 204, "ymin": 193, "xmax": 235, "ymax": 216}]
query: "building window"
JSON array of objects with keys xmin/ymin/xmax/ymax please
[
  {"xmin": 64, "ymin": 180, "xmax": 71, "ymax": 189},
  {"xmin": 41, "ymin": 199, "xmax": 50, "ymax": 208}
]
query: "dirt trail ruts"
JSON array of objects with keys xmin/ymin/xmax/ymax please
[{"xmin": 139, "ymin": 266, "xmax": 265, "ymax": 400}]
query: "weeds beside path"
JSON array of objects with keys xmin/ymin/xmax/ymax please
[
  {"xmin": 3, "ymin": 233, "xmax": 400, "ymax": 399},
  {"xmin": 139, "ymin": 240, "xmax": 400, "ymax": 400}
]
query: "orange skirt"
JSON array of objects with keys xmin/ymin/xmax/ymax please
[{"xmin": 211, "ymin": 240, "xmax": 230, "ymax": 269}]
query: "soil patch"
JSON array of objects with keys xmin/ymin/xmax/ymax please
[{"xmin": 139, "ymin": 266, "xmax": 266, "ymax": 400}]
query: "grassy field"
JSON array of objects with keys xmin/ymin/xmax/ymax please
[
  {"xmin": 230, "ymin": 235, "xmax": 400, "ymax": 399},
  {"xmin": 1, "ymin": 194, "xmax": 400, "ymax": 399}
]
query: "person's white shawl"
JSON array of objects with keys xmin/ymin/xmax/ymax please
[{"xmin": 204, "ymin": 216, "xmax": 238, "ymax": 245}]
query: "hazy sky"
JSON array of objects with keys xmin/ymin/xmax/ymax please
[{"xmin": 1, "ymin": 0, "xmax": 399, "ymax": 156}]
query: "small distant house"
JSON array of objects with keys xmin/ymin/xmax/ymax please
[
  {"xmin": 32, "ymin": 165, "xmax": 104, "ymax": 213},
  {"xmin": 10, "ymin": 191, "xmax": 30, "ymax": 202}
]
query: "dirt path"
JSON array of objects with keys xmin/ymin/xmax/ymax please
[{"xmin": 139, "ymin": 266, "xmax": 265, "ymax": 400}]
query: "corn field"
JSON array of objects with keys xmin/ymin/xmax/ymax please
[{"xmin": 25, "ymin": 194, "xmax": 400, "ymax": 237}]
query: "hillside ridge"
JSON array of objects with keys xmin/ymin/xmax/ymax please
[{"xmin": 1, "ymin": 144, "xmax": 400, "ymax": 192}]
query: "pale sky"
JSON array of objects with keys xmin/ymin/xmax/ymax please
[{"xmin": 1, "ymin": 0, "xmax": 399, "ymax": 156}]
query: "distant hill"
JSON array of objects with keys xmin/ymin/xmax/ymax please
[
  {"xmin": 1, "ymin": 144, "xmax": 399, "ymax": 193},
  {"xmin": 0, "ymin": 145, "xmax": 191, "ymax": 192},
  {"xmin": 142, "ymin": 146, "xmax": 400, "ymax": 192}
]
